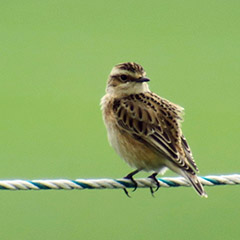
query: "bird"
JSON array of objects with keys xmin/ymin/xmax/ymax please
[{"xmin": 101, "ymin": 62, "xmax": 207, "ymax": 198}]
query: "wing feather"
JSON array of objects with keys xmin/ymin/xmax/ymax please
[{"xmin": 113, "ymin": 92, "xmax": 198, "ymax": 174}]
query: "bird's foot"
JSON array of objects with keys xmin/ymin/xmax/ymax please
[
  {"xmin": 123, "ymin": 169, "xmax": 140, "ymax": 197},
  {"xmin": 148, "ymin": 173, "xmax": 160, "ymax": 197}
]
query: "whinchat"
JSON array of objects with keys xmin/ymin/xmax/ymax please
[{"xmin": 101, "ymin": 62, "xmax": 207, "ymax": 198}]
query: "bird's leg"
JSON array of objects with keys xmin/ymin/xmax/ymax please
[
  {"xmin": 148, "ymin": 172, "xmax": 160, "ymax": 197},
  {"xmin": 123, "ymin": 169, "xmax": 140, "ymax": 197}
]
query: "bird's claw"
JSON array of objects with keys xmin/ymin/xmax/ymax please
[
  {"xmin": 148, "ymin": 173, "xmax": 160, "ymax": 197},
  {"xmin": 123, "ymin": 169, "xmax": 140, "ymax": 197}
]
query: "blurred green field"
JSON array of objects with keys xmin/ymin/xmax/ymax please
[{"xmin": 0, "ymin": 1, "xmax": 240, "ymax": 239}]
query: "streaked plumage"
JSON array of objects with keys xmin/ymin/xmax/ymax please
[{"xmin": 101, "ymin": 62, "xmax": 207, "ymax": 197}]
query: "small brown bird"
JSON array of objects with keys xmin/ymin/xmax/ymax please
[{"xmin": 101, "ymin": 62, "xmax": 207, "ymax": 197}]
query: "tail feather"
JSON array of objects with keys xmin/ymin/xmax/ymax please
[{"xmin": 181, "ymin": 170, "xmax": 208, "ymax": 198}]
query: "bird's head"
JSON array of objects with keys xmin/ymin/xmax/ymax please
[{"xmin": 106, "ymin": 62, "xmax": 150, "ymax": 96}]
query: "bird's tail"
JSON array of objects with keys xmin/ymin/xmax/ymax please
[{"xmin": 181, "ymin": 170, "xmax": 208, "ymax": 198}]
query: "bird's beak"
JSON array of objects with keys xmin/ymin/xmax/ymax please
[{"xmin": 135, "ymin": 77, "xmax": 150, "ymax": 83}]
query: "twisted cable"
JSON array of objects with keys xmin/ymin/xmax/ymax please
[{"xmin": 0, "ymin": 174, "xmax": 239, "ymax": 191}]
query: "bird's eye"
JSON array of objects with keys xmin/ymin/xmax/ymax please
[{"xmin": 120, "ymin": 75, "xmax": 128, "ymax": 81}]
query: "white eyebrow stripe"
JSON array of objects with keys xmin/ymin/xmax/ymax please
[{"xmin": 110, "ymin": 68, "xmax": 135, "ymax": 77}]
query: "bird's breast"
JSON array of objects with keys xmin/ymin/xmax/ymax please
[{"xmin": 101, "ymin": 95, "xmax": 166, "ymax": 172}]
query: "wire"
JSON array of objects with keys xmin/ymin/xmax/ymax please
[{"xmin": 0, "ymin": 174, "xmax": 239, "ymax": 191}]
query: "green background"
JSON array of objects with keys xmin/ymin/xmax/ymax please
[{"xmin": 0, "ymin": 1, "xmax": 239, "ymax": 239}]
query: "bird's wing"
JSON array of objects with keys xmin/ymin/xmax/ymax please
[
  {"xmin": 113, "ymin": 92, "xmax": 198, "ymax": 174},
  {"xmin": 181, "ymin": 135, "xmax": 199, "ymax": 172}
]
